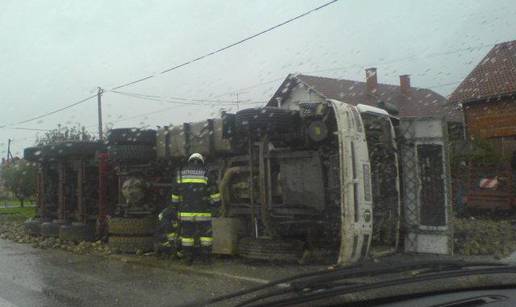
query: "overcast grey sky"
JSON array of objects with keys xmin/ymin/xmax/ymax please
[{"xmin": 1, "ymin": 0, "xmax": 515, "ymax": 155}]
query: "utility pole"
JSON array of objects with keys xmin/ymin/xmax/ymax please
[
  {"xmin": 6, "ymin": 139, "xmax": 13, "ymax": 162},
  {"xmin": 236, "ymin": 92, "xmax": 240, "ymax": 111},
  {"xmin": 97, "ymin": 87, "xmax": 104, "ymax": 141}
]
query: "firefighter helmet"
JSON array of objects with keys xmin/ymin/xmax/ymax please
[{"xmin": 188, "ymin": 153, "xmax": 204, "ymax": 164}]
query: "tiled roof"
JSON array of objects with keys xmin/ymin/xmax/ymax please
[
  {"xmin": 268, "ymin": 74, "xmax": 461, "ymax": 122},
  {"xmin": 449, "ymin": 40, "xmax": 516, "ymax": 103}
]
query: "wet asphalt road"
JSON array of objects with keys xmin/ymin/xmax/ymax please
[{"xmin": 0, "ymin": 239, "xmax": 256, "ymax": 307}]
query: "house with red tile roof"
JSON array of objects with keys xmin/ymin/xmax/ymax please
[
  {"xmin": 449, "ymin": 40, "xmax": 516, "ymax": 155},
  {"xmin": 267, "ymin": 68, "xmax": 462, "ymax": 123}
]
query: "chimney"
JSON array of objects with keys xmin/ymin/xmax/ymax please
[
  {"xmin": 365, "ymin": 67, "xmax": 378, "ymax": 94},
  {"xmin": 400, "ymin": 74, "xmax": 411, "ymax": 95}
]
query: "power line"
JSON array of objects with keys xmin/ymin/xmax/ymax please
[
  {"xmin": 113, "ymin": 90, "xmax": 243, "ymax": 104},
  {"xmin": 1, "ymin": 94, "xmax": 97, "ymax": 128},
  {"xmin": 3, "ymin": 10, "xmax": 490, "ymax": 131},
  {"xmin": 110, "ymin": 0, "xmax": 339, "ymax": 91},
  {"xmin": 3, "ymin": 31, "xmax": 493, "ymax": 135},
  {"xmin": 0, "ymin": 126, "xmax": 50, "ymax": 131},
  {"xmin": 99, "ymin": 94, "xmax": 264, "ymax": 128},
  {"xmin": 111, "ymin": 91, "xmax": 213, "ymax": 106},
  {"xmin": 111, "ymin": 90, "xmax": 266, "ymax": 105},
  {"xmin": 110, "ymin": 106, "xmax": 178, "ymax": 124},
  {"xmin": 210, "ymin": 42, "xmax": 497, "ymax": 100},
  {"xmin": 85, "ymin": 105, "xmax": 181, "ymax": 129},
  {"xmin": 1, "ymin": 2, "xmax": 338, "ymax": 131},
  {"xmin": 301, "ymin": 43, "xmax": 495, "ymax": 76}
]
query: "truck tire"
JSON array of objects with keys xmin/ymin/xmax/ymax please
[
  {"xmin": 24, "ymin": 218, "xmax": 42, "ymax": 236},
  {"xmin": 108, "ymin": 216, "xmax": 157, "ymax": 236},
  {"xmin": 45, "ymin": 142, "xmax": 103, "ymax": 159},
  {"xmin": 108, "ymin": 235, "xmax": 154, "ymax": 254},
  {"xmin": 59, "ymin": 223, "xmax": 95, "ymax": 242},
  {"xmin": 235, "ymin": 108, "xmax": 300, "ymax": 134},
  {"xmin": 238, "ymin": 237, "xmax": 304, "ymax": 262},
  {"xmin": 107, "ymin": 129, "xmax": 156, "ymax": 146},
  {"xmin": 40, "ymin": 222, "xmax": 61, "ymax": 238},
  {"xmin": 24, "ymin": 146, "xmax": 45, "ymax": 162},
  {"xmin": 108, "ymin": 145, "xmax": 156, "ymax": 163}
]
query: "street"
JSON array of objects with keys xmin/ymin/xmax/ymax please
[
  {"xmin": 0, "ymin": 239, "xmax": 260, "ymax": 306},
  {"xmin": 0, "ymin": 237, "xmax": 329, "ymax": 307}
]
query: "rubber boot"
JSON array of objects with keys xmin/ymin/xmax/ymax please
[
  {"xmin": 200, "ymin": 246, "xmax": 212, "ymax": 265},
  {"xmin": 182, "ymin": 247, "xmax": 194, "ymax": 266}
]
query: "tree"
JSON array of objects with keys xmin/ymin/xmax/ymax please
[
  {"xmin": 0, "ymin": 159, "xmax": 37, "ymax": 207},
  {"xmin": 36, "ymin": 124, "xmax": 95, "ymax": 146}
]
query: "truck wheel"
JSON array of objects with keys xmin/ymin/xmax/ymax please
[
  {"xmin": 107, "ymin": 129, "xmax": 156, "ymax": 146},
  {"xmin": 108, "ymin": 216, "xmax": 157, "ymax": 236},
  {"xmin": 108, "ymin": 145, "xmax": 156, "ymax": 163},
  {"xmin": 40, "ymin": 222, "xmax": 61, "ymax": 238},
  {"xmin": 24, "ymin": 146, "xmax": 46, "ymax": 162},
  {"xmin": 59, "ymin": 223, "xmax": 95, "ymax": 242},
  {"xmin": 24, "ymin": 218, "xmax": 42, "ymax": 236},
  {"xmin": 108, "ymin": 236, "xmax": 154, "ymax": 254},
  {"xmin": 45, "ymin": 142, "xmax": 104, "ymax": 159},
  {"xmin": 238, "ymin": 237, "xmax": 304, "ymax": 262},
  {"xmin": 235, "ymin": 108, "xmax": 300, "ymax": 134}
]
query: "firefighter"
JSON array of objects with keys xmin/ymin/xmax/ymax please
[{"xmin": 172, "ymin": 153, "xmax": 220, "ymax": 265}]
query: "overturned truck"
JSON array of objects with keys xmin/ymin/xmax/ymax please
[{"xmin": 23, "ymin": 98, "xmax": 452, "ymax": 265}]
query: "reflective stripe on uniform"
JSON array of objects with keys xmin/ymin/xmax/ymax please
[
  {"xmin": 177, "ymin": 178, "xmax": 208, "ymax": 184},
  {"xmin": 200, "ymin": 236, "xmax": 213, "ymax": 246},
  {"xmin": 178, "ymin": 212, "xmax": 212, "ymax": 221},
  {"xmin": 171, "ymin": 194, "xmax": 182, "ymax": 202},
  {"xmin": 209, "ymin": 193, "xmax": 221, "ymax": 202},
  {"xmin": 180, "ymin": 237, "xmax": 194, "ymax": 246}
]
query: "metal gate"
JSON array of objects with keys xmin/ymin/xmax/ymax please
[{"xmin": 398, "ymin": 117, "xmax": 452, "ymax": 255}]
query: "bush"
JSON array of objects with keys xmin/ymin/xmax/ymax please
[{"xmin": 0, "ymin": 159, "xmax": 37, "ymax": 207}]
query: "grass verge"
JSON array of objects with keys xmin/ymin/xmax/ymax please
[{"xmin": 0, "ymin": 206, "xmax": 36, "ymax": 219}]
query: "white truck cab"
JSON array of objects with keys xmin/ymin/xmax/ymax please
[{"xmin": 329, "ymin": 99, "xmax": 374, "ymax": 264}]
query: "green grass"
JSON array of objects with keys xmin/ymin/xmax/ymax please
[
  {"xmin": 0, "ymin": 206, "xmax": 36, "ymax": 219},
  {"xmin": 0, "ymin": 199, "xmax": 35, "ymax": 207}
]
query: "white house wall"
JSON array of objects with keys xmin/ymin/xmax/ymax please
[{"xmin": 279, "ymin": 86, "xmax": 326, "ymax": 110}]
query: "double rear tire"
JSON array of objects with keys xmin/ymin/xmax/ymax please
[
  {"xmin": 59, "ymin": 223, "xmax": 96, "ymax": 242},
  {"xmin": 108, "ymin": 216, "xmax": 157, "ymax": 254},
  {"xmin": 235, "ymin": 107, "xmax": 300, "ymax": 135},
  {"xmin": 107, "ymin": 145, "xmax": 156, "ymax": 163},
  {"xmin": 40, "ymin": 220, "xmax": 96, "ymax": 242},
  {"xmin": 24, "ymin": 142, "xmax": 103, "ymax": 162},
  {"xmin": 40, "ymin": 220, "xmax": 65, "ymax": 238},
  {"xmin": 24, "ymin": 218, "xmax": 43, "ymax": 236},
  {"xmin": 107, "ymin": 128, "xmax": 156, "ymax": 146}
]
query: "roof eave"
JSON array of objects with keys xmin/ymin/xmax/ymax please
[{"xmin": 457, "ymin": 91, "xmax": 516, "ymax": 106}]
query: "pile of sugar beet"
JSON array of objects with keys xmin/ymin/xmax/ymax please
[
  {"xmin": 452, "ymin": 217, "xmax": 516, "ymax": 257},
  {"xmin": 0, "ymin": 217, "xmax": 111, "ymax": 256}
]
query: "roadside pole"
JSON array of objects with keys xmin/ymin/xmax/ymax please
[
  {"xmin": 6, "ymin": 139, "xmax": 13, "ymax": 162},
  {"xmin": 97, "ymin": 87, "xmax": 104, "ymax": 140}
]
